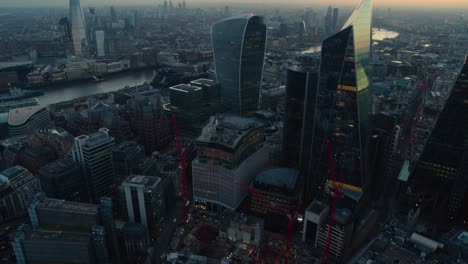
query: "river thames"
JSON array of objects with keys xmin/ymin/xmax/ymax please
[
  {"xmin": 34, "ymin": 29, "xmax": 398, "ymax": 106},
  {"xmin": 35, "ymin": 69, "xmax": 157, "ymax": 106}
]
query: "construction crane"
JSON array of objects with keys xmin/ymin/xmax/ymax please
[
  {"xmin": 322, "ymin": 139, "xmax": 345, "ymax": 264},
  {"xmin": 172, "ymin": 113, "xmax": 189, "ymax": 224},
  {"xmin": 235, "ymin": 181, "xmax": 301, "ymax": 264}
]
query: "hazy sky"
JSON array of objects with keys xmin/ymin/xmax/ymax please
[{"xmin": 2, "ymin": 0, "xmax": 468, "ymax": 8}]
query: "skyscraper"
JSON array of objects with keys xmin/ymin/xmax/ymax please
[
  {"xmin": 211, "ymin": 15, "xmax": 267, "ymax": 115},
  {"xmin": 282, "ymin": 67, "xmax": 319, "ymax": 200},
  {"xmin": 110, "ymin": 6, "xmax": 117, "ymax": 23},
  {"xmin": 410, "ymin": 58, "xmax": 468, "ymax": 228},
  {"xmin": 309, "ymin": 0, "xmax": 372, "ymax": 199},
  {"xmin": 69, "ymin": 0, "xmax": 88, "ymax": 57},
  {"xmin": 72, "ymin": 128, "xmax": 116, "ymax": 203},
  {"xmin": 332, "ymin": 8, "xmax": 339, "ymax": 31},
  {"xmin": 324, "ymin": 6, "xmax": 333, "ymax": 35},
  {"xmin": 95, "ymin": 30, "xmax": 105, "ymax": 58}
]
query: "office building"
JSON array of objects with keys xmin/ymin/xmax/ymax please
[
  {"xmin": 192, "ymin": 115, "xmax": 271, "ymax": 212},
  {"xmin": 69, "ymin": 0, "xmax": 89, "ymax": 57},
  {"xmin": 112, "ymin": 141, "xmax": 145, "ymax": 184},
  {"xmin": 128, "ymin": 95, "xmax": 171, "ymax": 154},
  {"xmin": 37, "ymin": 158, "xmax": 86, "ymax": 202},
  {"xmin": 8, "ymin": 105, "xmax": 50, "ymax": 137},
  {"xmin": 282, "ymin": 67, "xmax": 319, "ymax": 202},
  {"xmin": 211, "ymin": 14, "xmax": 267, "ymax": 115},
  {"xmin": 324, "ymin": 6, "xmax": 333, "ymax": 35},
  {"xmin": 95, "ymin": 30, "xmax": 105, "ymax": 58},
  {"xmin": 0, "ymin": 166, "xmax": 41, "ymax": 224},
  {"xmin": 332, "ymin": 8, "xmax": 339, "ymax": 31},
  {"xmin": 11, "ymin": 225, "xmax": 96, "ymax": 264},
  {"xmin": 249, "ymin": 168, "xmax": 301, "ymax": 230},
  {"xmin": 164, "ymin": 78, "xmax": 223, "ymax": 137},
  {"xmin": 310, "ymin": 0, "xmax": 372, "ymax": 199},
  {"xmin": 119, "ymin": 175, "xmax": 164, "ymax": 239},
  {"xmin": 410, "ymin": 58, "xmax": 468, "ymax": 228},
  {"xmin": 123, "ymin": 223, "xmax": 149, "ymax": 262},
  {"xmin": 72, "ymin": 128, "xmax": 116, "ymax": 202},
  {"xmin": 28, "ymin": 194, "xmax": 98, "ymax": 231},
  {"xmin": 98, "ymin": 197, "xmax": 121, "ymax": 264}
]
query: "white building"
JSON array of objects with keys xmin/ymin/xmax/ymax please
[
  {"xmin": 72, "ymin": 128, "xmax": 115, "ymax": 202},
  {"xmin": 192, "ymin": 115, "xmax": 271, "ymax": 212}
]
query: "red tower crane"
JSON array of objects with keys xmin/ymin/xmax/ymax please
[
  {"xmin": 322, "ymin": 139, "xmax": 345, "ymax": 264},
  {"xmin": 172, "ymin": 113, "xmax": 189, "ymax": 224},
  {"xmin": 235, "ymin": 181, "xmax": 301, "ymax": 264}
]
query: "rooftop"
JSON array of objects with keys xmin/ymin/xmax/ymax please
[
  {"xmin": 170, "ymin": 84, "xmax": 202, "ymax": 93},
  {"xmin": 38, "ymin": 159, "xmax": 78, "ymax": 177},
  {"xmin": 8, "ymin": 105, "xmax": 46, "ymax": 126},
  {"xmin": 197, "ymin": 115, "xmax": 265, "ymax": 149},
  {"xmin": 254, "ymin": 168, "xmax": 299, "ymax": 191},
  {"xmin": 27, "ymin": 229, "xmax": 90, "ymax": 242},
  {"xmin": 37, "ymin": 198, "xmax": 97, "ymax": 215},
  {"xmin": 123, "ymin": 175, "xmax": 161, "ymax": 190},
  {"xmin": 307, "ymin": 200, "xmax": 328, "ymax": 214},
  {"xmin": 191, "ymin": 78, "xmax": 216, "ymax": 87},
  {"xmin": 0, "ymin": 165, "xmax": 28, "ymax": 180}
]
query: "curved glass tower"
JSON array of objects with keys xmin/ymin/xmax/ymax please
[
  {"xmin": 211, "ymin": 15, "xmax": 267, "ymax": 115},
  {"xmin": 308, "ymin": 0, "xmax": 372, "ymax": 200},
  {"xmin": 70, "ymin": 0, "xmax": 89, "ymax": 57}
]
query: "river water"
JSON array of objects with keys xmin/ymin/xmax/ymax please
[
  {"xmin": 31, "ymin": 29, "xmax": 398, "ymax": 106},
  {"xmin": 300, "ymin": 28, "xmax": 399, "ymax": 54},
  {"xmin": 36, "ymin": 69, "xmax": 157, "ymax": 106}
]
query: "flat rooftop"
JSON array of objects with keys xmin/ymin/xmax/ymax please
[
  {"xmin": 27, "ymin": 229, "xmax": 90, "ymax": 242},
  {"xmin": 170, "ymin": 84, "xmax": 202, "ymax": 93},
  {"xmin": 0, "ymin": 165, "xmax": 28, "ymax": 180},
  {"xmin": 197, "ymin": 115, "xmax": 265, "ymax": 149},
  {"xmin": 191, "ymin": 78, "xmax": 216, "ymax": 87},
  {"xmin": 38, "ymin": 198, "xmax": 97, "ymax": 215},
  {"xmin": 8, "ymin": 105, "xmax": 46, "ymax": 126},
  {"xmin": 123, "ymin": 175, "xmax": 161, "ymax": 190}
]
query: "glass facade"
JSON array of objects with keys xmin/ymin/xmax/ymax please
[
  {"xmin": 212, "ymin": 15, "xmax": 266, "ymax": 115},
  {"xmin": 411, "ymin": 60, "xmax": 468, "ymax": 227},
  {"xmin": 70, "ymin": 0, "xmax": 88, "ymax": 57},
  {"xmin": 310, "ymin": 0, "xmax": 372, "ymax": 196},
  {"xmin": 283, "ymin": 68, "xmax": 319, "ymax": 202}
]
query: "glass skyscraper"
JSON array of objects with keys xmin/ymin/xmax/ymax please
[
  {"xmin": 309, "ymin": 0, "xmax": 372, "ymax": 198},
  {"xmin": 70, "ymin": 0, "xmax": 89, "ymax": 57},
  {"xmin": 211, "ymin": 15, "xmax": 267, "ymax": 115},
  {"xmin": 410, "ymin": 58, "xmax": 468, "ymax": 228}
]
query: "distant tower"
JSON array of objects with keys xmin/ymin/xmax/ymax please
[
  {"xmin": 324, "ymin": 6, "xmax": 333, "ymax": 35},
  {"xmin": 183, "ymin": 0, "xmax": 186, "ymax": 8},
  {"xmin": 211, "ymin": 14, "xmax": 267, "ymax": 115},
  {"xmin": 69, "ymin": 0, "xmax": 89, "ymax": 57},
  {"xmin": 332, "ymin": 8, "xmax": 339, "ymax": 31},
  {"xmin": 95, "ymin": 30, "xmax": 105, "ymax": 58},
  {"xmin": 110, "ymin": 6, "xmax": 117, "ymax": 23}
]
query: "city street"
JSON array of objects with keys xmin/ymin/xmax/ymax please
[{"xmin": 153, "ymin": 199, "xmax": 184, "ymax": 264}]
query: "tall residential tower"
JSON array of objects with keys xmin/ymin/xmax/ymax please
[{"xmin": 211, "ymin": 15, "xmax": 267, "ymax": 115}]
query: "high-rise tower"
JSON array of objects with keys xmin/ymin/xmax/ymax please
[
  {"xmin": 309, "ymin": 0, "xmax": 372, "ymax": 200},
  {"xmin": 211, "ymin": 15, "xmax": 267, "ymax": 116},
  {"xmin": 69, "ymin": 0, "xmax": 89, "ymax": 57},
  {"xmin": 410, "ymin": 58, "xmax": 468, "ymax": 228}
]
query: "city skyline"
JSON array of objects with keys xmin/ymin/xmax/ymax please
[{"xmin": 3, "ymin": 0, "xmax": 468, "ymax": 8}]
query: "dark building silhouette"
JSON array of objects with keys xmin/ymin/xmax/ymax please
[
  {"xmin": 282, "ymin": 67, "xmax": 319, "ymax": 202},
  {"xmin": 410, "ymin": 59, "xmax": 468, "ymax": 229}
]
